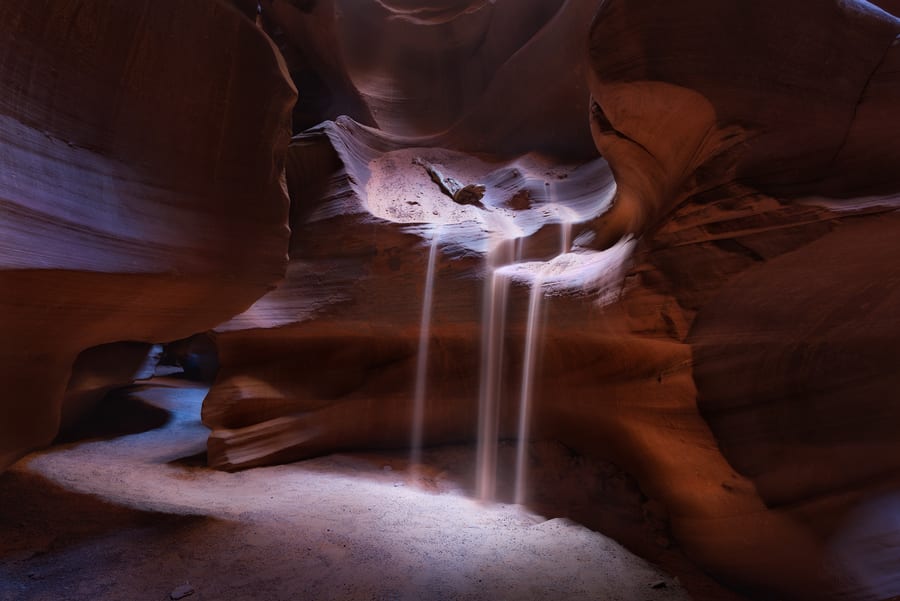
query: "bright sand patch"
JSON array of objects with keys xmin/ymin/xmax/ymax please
[{"xmin": 1, "ymin": 380, "xmax": 691, "ymax": 601}]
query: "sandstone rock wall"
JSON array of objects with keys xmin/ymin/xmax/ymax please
[
  {"xmin": 59, "ymin": 341, "xmax": 162, "ymax": 435},
  {"xmin": 203, "ymin": 118, "xmax": 617, "ymax": 469},
  {"xmin": 202, "ymin": 1, "xmax": 900, "ymax": 599},
  {"xmin": 4, "ymin": 0, "xmax": 900, "ymax": 599},
  {"xmin": 0, "ymin": 0, "xmax": 295, "ymax": 469},
  {"xmin": 582, "ymin": 1, "xmax": 900, "ymax": 598},
  {"xmin": 259, "ymin": 0, "xmax": 599, "ymax": 158}
]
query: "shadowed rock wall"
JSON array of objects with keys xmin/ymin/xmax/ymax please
[
  {"xmin": 582, "ymin": 1, "xmax": 900, "ymax": 598},
  {"xmin": 0, "ymin": 0, "xmax": 295, "ymax": 469},
  {"xmin": 259, "ymin": 0, "xmax": 599, "ymax": 158}
]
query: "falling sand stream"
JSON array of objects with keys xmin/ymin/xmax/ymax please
[
  {"xmin": 469, "ymin": 222, "xmax": 584, "ymax": 504},
  {"xmin": 514, "ymin": 275, "xmax": 545, "ymax": 505},
  {"xmin": 410, "ymin": 231, "xmax": 440, "ymax": 474},
  {"xmin": 475, "ymin": 241, "xmax": 514, "ymax": 501}
]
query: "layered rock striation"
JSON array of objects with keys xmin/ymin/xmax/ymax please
[
  {"xmin": 259, "ymin": 0, "xmax": 599, "ymax": 158},
  {"xmin": 0, "ymin": 0, "xmax": 295, "ymax": 469},
  {"xmin": 4, "ymin": 0, "xmax": 900, "ymax": 599},
  {"xmin": 204, "ymin": 0, "xmax": 900, "ymax": 599},
  {"xmin": 581, "ymin": 1, "xmax": 900, "ymax": 598},
  {"xmin": 204, "ymin": 117, "xmax": 617, "ymax": 469}
]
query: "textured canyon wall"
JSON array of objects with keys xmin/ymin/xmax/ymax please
[
  {"xmin": 3, "ymin": 0, "xmax": 899, "ymax": 599},
  {"xmin": 258, "ymin": 0, "xmax": 599, "ymax": 158},
  {"xmin": 203, "ymin": 0, "xmax": 900, "ymax": 600},
  {"xmin": 0, "ymin": 0, "xmax": 295, "ymax": 469},
  {"xmin": 204, "ymin": 118, "xmax": 618, "ymax": 469},
  {"xmin": 203, "ymin": 0, "xmax": 615, "ymax": 469},
  {"xmin": 582, "ymin": 1, "xmax": 900, "ymax": 598}
]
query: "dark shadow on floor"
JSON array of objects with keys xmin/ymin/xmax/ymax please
[
  {"xmin": 54, "ymin": 388, "xmax": 172, "ymax": 444},
  {"xmin": 0, "ymin": 469, "xmax": 232, "ymax": 601},
  {"xmin": 167, "ymin": 451, "xmax": 208, "ymax": 467},
  {"xmin": 0, "ymin": 470, "xmax": 210, "ymax": 562}
]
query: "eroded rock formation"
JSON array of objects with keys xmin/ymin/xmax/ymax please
[
  {"xmin": 202, "ymin": 1, "xmax": 900, "ymax": 600},
  {"xmin": 204, "ymin": 118, "xmax": 617, "ymax": 469},
  {"xmin": 59, "ymin": 342, "xmax": 162, "ymax": 435},
  {"xmin": 0, "ymin": 0, "xmax": 295, "ymax": 469},
  {"xmin": 584, "ymin": 1, "xmax": 900, "ymax": 598},
  {"xmin": 4, "ymin": 0, "xmax": 900, "ymax": 600},
  {"xmin": 259, "ymin": 0, "xmax": 599, "ymax": 158}
]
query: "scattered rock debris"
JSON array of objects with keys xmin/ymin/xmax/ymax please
[
  {"xmin": 170, "ymin": 583, "xmax": 195, "ymax": 599},
  {"xmin": 506, "ymin": 189, "xmax": 533, "ymax": 210},
  {"xmin": 412, "ymin": 157, "xmax": 486, "ymax": 207}
]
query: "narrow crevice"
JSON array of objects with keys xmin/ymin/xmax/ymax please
[
  {"xmin": 591, "ymin": 99, "xmax": 656, "ymax": 159},
  {"xmin": 711, "ymin": 238, "xmax": 765, "ymax": 262}
]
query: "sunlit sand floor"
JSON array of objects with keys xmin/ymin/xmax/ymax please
[{"xmin": 0, "ymin": 379, "xmax": 692, "ymax": 601}]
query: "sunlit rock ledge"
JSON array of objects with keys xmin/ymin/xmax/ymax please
[{"xmin": 205, "ymin": 118, "xmax": 628, "ymax": 463}]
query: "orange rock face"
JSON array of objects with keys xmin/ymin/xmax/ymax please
[
  {"xmin": 5, "ymin": 0, "xmax": 900, "ymax": 599},
  {"xmin": 581, "ymin": 1, "xmax": 900, "ymax": 598},
  {"xmin": 202, "ymin": 0, "xmax": 900, "ymax": 599},
  {"xmin": 203, "ymin": 118, "xmax": 618, "ymax": 469},
  {"xmin": 0, "ymin": 0, "xmax": 295, "ymax": 469}
]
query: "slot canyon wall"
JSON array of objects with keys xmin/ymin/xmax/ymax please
[
  {"xmin": 2, "ymin": 1, "xmax": 900, "ymax": 601},
  {"xmin": 0, "ymin": 0, "xmax": 295, "ymax": 468}
]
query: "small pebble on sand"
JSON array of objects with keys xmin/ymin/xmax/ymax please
[{"xmin": 170, "ymin": 584, "xmax": 195, "ymax": 599}]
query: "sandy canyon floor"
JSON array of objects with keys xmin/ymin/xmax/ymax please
[{"xmin": 0, "ymin": 378, "xmax": 707, "ymax": 601}]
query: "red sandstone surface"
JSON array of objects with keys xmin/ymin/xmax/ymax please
[
  {"xmin": 2, "ymin": 1, "xmax": 900, "ymax": 600},
  {"xmin": 0, "ymin": 0, "xmax": 294, "ymax": 468}
]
